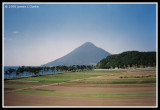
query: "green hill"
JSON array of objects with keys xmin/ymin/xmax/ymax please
[{"xmin": 96, "ymin": 51, "xmax": 156, "ymax": 69}]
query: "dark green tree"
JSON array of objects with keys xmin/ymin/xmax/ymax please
[
  {"xmin": 8, "ymin": 68, "xmax": 16, "ymax": 79},
  {"xmin": 51, "ymin": 66, "xmax": 55, "ymax": 73}
]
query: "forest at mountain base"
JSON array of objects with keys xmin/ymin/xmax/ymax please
[{"xmin": 96, "ymin": 51, "xmax": 156, "ymax": 69}]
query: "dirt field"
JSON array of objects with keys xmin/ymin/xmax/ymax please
[
  {"xmin": 3, "ymin": 69, "xmax": 157, "ymax": 107},
  {"xmin": 4, "ymin": 83, "xmax": 156, "ymax": 107},
  {"xmin": 4, "ymin": 92, "xmax": 156, "ymax": 106}
]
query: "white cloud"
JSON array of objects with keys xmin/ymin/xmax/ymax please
[
  {"xmin": 4, "ymin": 37, "xmax": 13, "ymax": 41},
  {"xmin": 12, "ymin": 31, "xmax": 19, "ymax": 34}
]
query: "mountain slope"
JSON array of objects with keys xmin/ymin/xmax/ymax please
[{"xmin": 42, "ymin": 42, "xmax": 111, "ymax": 66}]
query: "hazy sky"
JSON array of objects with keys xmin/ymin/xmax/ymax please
[{"xmin": 3, "ymin": 3, "xmax": 157, "ymax": 66}]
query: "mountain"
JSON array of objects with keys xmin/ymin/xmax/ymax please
[
  {"xmin": 42, "ymin": 42, "xmax": 111, "ymax": 66},
  {"xmin": 96, "ymin": 51, "xmax": 156, "ymax": 69}
]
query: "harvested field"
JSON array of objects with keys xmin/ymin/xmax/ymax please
[
  {"xmin": 4, "ymin": 92, "xmax": 156, "ymax": 106},
  {"xmin": 3, "ymin": 68, "xmax": 157, "ymax": 107},
  {"xmin": 35, "ymin": 85, "xmax": 156, "ymax": 94}
]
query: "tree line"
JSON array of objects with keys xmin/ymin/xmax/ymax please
[
  {"xmin": 4, "ymin": 65, "xmax": 94, "ymax": 79},
  {"xmin": 96, "ymin": 51, "xmax": 156, "ymax": 69}
]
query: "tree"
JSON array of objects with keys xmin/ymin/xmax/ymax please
[
  {"xmin": 16, "ymin": 68, "xmax": 20, "ymax": 78},
  {"xmin": 63, "ymin": 65, "xmax": 68, "ymax": 72},
  {"xmin": 80, "ymin": 65, "xmax": 86, "ymax": 71},
  {"xmin": 86, "ymin": 65, "xmax": 94, "ymax": 70},
  {"xmin": 51, "ymin": 66, "xmax": 55, "ymax": 73},
  {"xmin": 76, "ymin": 65, "xmax": 81, "ymax": 71},
  {"xmin": 33, "ymin": 67, "xmax": 40, "ymax": 76},
  {"xmin": 68, "ymin": 65, "xmax": 75, "ymax": 72},
  {"xmin": 25, "ymin": 66, "xmax": 32, "ymax": 76},
  {"xmin": 42, "ymin": 66, "xmax": 46, "ymax": 74},
  {"xmin": 46, "ymin": 67, "xmax": 50, "ymax": 73},
  {"xmin": 72, "ymin": 65, "xmax": 76, "ymax": 72},
  {"xmin": 18, "ymin": 66, "xmax": 25, "ymax": 77},
  {"xmin": 56, "ymin": 66, "xmax": 61, "ymax": 72},
  {"xmin": 5, "ymin": 70, "xmax": 9, "ymax": 79},
  {"xmin": 8, "ymin": 68, "xmax": 16, "ymax": 79},
  {"xmin": 96, "ymin": 51, "xmax": 156, "ymax": 69}
]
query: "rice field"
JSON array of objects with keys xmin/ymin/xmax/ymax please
[{"xmin": 4, "ymin": 68, "xmax": 157, "ymax": 106}]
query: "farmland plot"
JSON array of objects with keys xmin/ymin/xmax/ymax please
[{"xmin": 4, "ymin": 68, "xmax": 157, "ymax": 106}]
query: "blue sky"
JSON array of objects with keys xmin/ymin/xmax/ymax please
[{"xmin": 3, "ymin": 3, "xmax": 157, "ymax": 66}]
